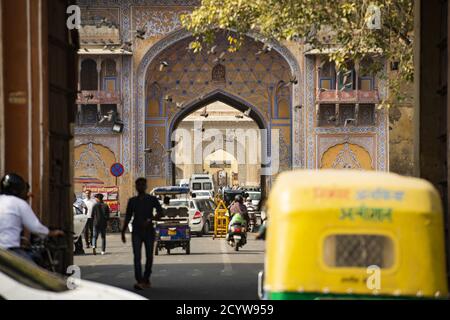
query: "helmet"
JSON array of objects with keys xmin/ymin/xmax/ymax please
[
  {"xmin": 0, "ymin": 173, "xmax": 27, "ymax": 197},
  {"xmin": 235, "ymin": 195, "xmax": 243, "ymax": 203}
]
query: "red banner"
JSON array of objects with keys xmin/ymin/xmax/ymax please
[{"xmin": 82, "ymin": 185, "xmax": 120, "ymax": 215}]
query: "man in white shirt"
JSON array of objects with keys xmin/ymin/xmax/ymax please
[
  {"xmin": 0, "ymin": 173, "xmax": 63, "ymax": 258},
  {"xmin": 83, "ymin": 190, "xmax": 97, "ymax": 248}
]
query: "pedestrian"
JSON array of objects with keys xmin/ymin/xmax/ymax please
[
  {"xmin": 83, "ymin": 190, "xmax": 96, "ymax": 248},
  {"xmin": 92, "ymin": 193, "xmax": 110, "ymax": 255},
  {"xmin": 121, "ymin": 178, "xmax": 163, "ymax": 290}
]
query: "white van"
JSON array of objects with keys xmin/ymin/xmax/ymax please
[{"xmin": 190, "ymin": 174, "xmax": 214, "ymax": 193}]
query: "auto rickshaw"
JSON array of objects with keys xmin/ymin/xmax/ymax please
[
  {"xmin": 223, "ymin": 189, "xmax": 246, "ymax": 207},
  {"xmin": 152, "ymin": 187, "xmax": 191, "ymax": 255},
  {"xmin": 259, "ymin": 170, "xmax": 449, "ymax": 300}
]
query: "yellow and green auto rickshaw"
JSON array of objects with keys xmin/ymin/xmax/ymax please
[{"xmin": 259, "ymin": 170, "xmax": 449, "ymax": 300}]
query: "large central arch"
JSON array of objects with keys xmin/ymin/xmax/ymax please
[
  {"xmin": 135, "ymin": 28, "xmax": 302, "ymax": 190},
  {"xmin": 169, "ymin": 89, "xmax": 268, "ymax": 193}
]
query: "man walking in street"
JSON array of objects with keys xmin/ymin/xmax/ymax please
[
  {"xmin": 92, "ymin": 193, "xmax": 110, "ymax": 256},
  {"xmin": 121, "ymin": 178, "xmax": 163, "ymax": 290},
  {"xmin": 83, "ymin": 190, "xmax": 96, "ymax": 248}
]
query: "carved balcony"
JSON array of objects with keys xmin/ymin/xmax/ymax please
[
  {"xmin": 76, "ymin": 90, "xmax": 121, "ymax": 105},
  {"xmin": 316, "ymin": 89, "xmax": 380, "ymax": 104}
]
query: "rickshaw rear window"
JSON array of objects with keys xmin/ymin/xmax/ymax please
[{"xmin": 323, "ymin": 234, "xmax": 394, "ymax": 269}]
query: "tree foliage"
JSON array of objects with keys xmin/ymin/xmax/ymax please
[{"xmin": 182, "ymin": 0, "xmax": 414, "ymax": 106}]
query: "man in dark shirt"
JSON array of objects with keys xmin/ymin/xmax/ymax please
[
  {"xmin": 121, "ymin": 178, "xmax": 163, "ymax": 290},
  {"xmin": 92, "ymin": 193, "xmax": 110, "ymax": 256}
]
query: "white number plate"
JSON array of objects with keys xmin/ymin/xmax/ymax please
[
  {"xmin": 161, "ymin": 236, "xmax": 171, "ymax": 241},
  {"xmin": 234, "ymin": 235, "xmax": 242, "ymax": 240}
]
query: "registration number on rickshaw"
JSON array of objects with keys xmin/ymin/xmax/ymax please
[{"xmin": 161, "ymin": 236, "xmax": 171, "ymax": 241}]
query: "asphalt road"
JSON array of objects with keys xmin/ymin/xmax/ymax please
[{"xmin": 74, "ymin": 233, "xmax": 265, "ymax": 300}]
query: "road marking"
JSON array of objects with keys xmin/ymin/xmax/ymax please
[
  {"xmin": 220, "ymin": 239, "xmax": 233, "ymax": 276},
  {"xmin": 116, "ymin": 271, "xmax": 133, "ymax": 279},
  {"xmin": 153, "ymin": 269, "xmax": 169, "ymax": 278},
  {"xmin": 191, "ymin": 269, "xmax": 202, "ymax": 277}
]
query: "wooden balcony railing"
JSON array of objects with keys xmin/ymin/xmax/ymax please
[
  {"xmin": 76, "ymin": 90, "xmax": 121, "ymax": 105},
  {"xmin": 316, "ymin": 89, "xmax": 380, "ymax": 104}
]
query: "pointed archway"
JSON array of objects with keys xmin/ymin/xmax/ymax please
[
  {"xmin": 168, "ymin": 89, "xmax": 268, "ymax": 195},
  {"xmin": 137, "ymin": 30, "xmax": 301, "ymax": 194}
]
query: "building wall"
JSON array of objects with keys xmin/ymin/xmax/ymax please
[
  {"xmin": 389, "ymin": 103, "xmax": 415, "ymax": 176},
  {"xmin": 417, "ymin": 0, "xmax": 450, "ymax": 283},
  {"xmin": 0, "ymin": 0, "xmax": 78, "ymax": 268},
  {"xmin": 75, "ymin": 0, "xmax": 390, "ymax": 212}
]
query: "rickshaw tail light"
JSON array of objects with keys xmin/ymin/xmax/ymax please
[{"xmin": 193, "ymin": 211, "xmax": 202, "ymax": 219}]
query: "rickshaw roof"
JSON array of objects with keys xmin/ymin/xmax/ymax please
[
  {"xmin": 269, "ymin": 170, "xmax": 441, "ymax": 215},
  {"xmin": 274, "ymin": 169, "xmax": 435, "ymax": 191},
  {"xmin": 265, "ymin": 170, "xmax": 448, "ymax": 297},
  {"xmin": 151, "ymin": 186, "xmax": 190, "ymax": 195}
]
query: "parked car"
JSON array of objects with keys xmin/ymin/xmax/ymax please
[
  {"xmin": 73, "ymin": 204, "xmax": 88, "ymax": 244},
  {"xmin": 191, "ymin": 190, "xmax": 213, "ymax": 200},
  {"xmin": 169, "ymin": 198, "xmax": 215, "ymax": 236},
  {"xmin": 0, "ymin": 248, "xmax": 146, "ymax": 300}
]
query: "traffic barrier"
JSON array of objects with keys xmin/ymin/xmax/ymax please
[{"xmin": 213, "ymin": 200, "xmax": 229, "ymax": 239}]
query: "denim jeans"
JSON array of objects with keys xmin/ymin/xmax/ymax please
[
  {"xmin": 84, "ymin": 218, "xmax": 93, "ymax": 246},
  {"xmin": 8, "ymin": 248, "xmax": 36, "ymax": 263},
  {"xmin": 132, "ymin": 231, "xmax": 155, "ymax": 283},
  {"xmin": 93, "ymin": 225, "xmax": 106, "ymax": 252}
]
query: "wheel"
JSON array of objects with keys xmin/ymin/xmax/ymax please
[
  {"xmin": 234, "ymin": 244, "xmax": 239, "ymax": 252},
  {"xmin": 202, "ymin": 221, "xmax": 210, "ymax": 235},
  {"xmin": 167, "ymin": 248, "xmax": 171, "ymax": 255},
  {"xmin": 186, "ymin": 242, "xmax": 191, "ymax": 255},
  {"xmin": 197, "ymin": 232, "xmax": 203, "ymax": 237},
  {"xmin": 155, "ymin": 246, "xmax": 159, "ymax": 256}
]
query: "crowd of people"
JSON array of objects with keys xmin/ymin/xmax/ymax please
[{"xmin": 0, "ymin": 172, "xmax": 267, "ymax": 292}]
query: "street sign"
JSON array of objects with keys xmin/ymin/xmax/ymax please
[{"xmin": 110, "ymin": 162, "xmax": 125, "ymax": 177}]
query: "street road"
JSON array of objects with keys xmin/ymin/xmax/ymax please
[{"xmin": 74, "ymin": 233, "xmax": 265, "ymax": 300}]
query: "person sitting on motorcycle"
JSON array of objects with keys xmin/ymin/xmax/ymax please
[
  {"xmin": 0, "ymin": 173, "xmax": 64, "ymax": 261},
  {"xmin": 226, "ymin": 195, "xmax": 249, "ymax": 242},
  {"xmin": 228, "ymin": 195, "xmax": 250, "ymax": 225}
]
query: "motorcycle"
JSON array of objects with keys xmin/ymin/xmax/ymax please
[
  {"xmin": 227, "ymin": 223, "xmax": 247, "ymax": 251},
  {"xmin": 245, "ymin": 201, "xmax": 258, "ymax": 232},
  {"xmin": 24, "ymin": 233, "xmax": 68, "ymax": 274}
]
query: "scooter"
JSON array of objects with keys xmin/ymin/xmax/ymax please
[{"xmin": 227, "ymin": 223, "xmax": 247, "ymax": 251}]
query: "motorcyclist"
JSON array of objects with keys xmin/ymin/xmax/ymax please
[
  {"xmin": 226, "ymin": 195, "xmax": 249, "ymax": 243},
  {"xmin": 228, "ymin": 195, "xmax": 250, "ymax": 225},
  {"xmin": 0, "ymin": 173, "xmax": 64, "ymax": 260}
]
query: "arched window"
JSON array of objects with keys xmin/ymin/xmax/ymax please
[
  {"xmin": 359, "ymin": 57, "xmax": 376, "ymax": 91},
  {"xmin": 80, "ymin": 59, "xmax": 98, "ymax": 90},
  {"xmin": 147, "ymin": 82, "xmax": 162, "ymax": 117},
  {"xmin": 276, "ymin": 86, "xmax": 290, "ymax": 119},
  {"xmin": 101, "ymin": 59, "xmax": 117, "ymax": 92},
  {"xmin": 212, "ymin": 64, "xmax": 226, "ymax": 83},
  {"xmin": 319, "ymin": 60, "xmax": 336, "ymax": 90}
]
